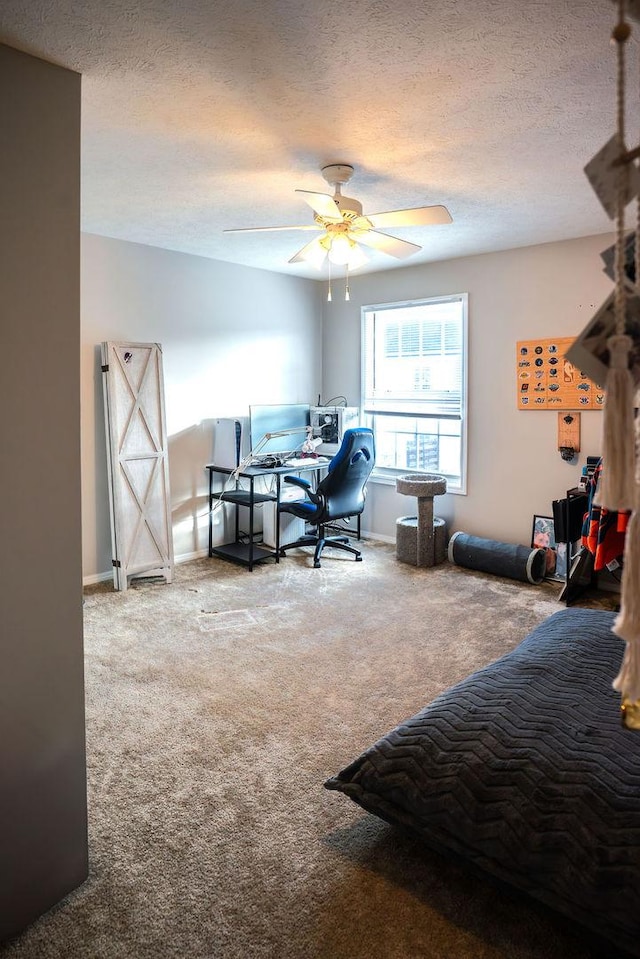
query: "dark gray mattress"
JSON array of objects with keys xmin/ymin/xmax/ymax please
[{"xmin": 325, "ymin": 608, "xmax": 640, "ymax": 955}]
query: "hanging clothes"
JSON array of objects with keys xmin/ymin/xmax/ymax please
[{"xmin": 581, "ymin": 459, "xmax": 629, "ymax": 571}]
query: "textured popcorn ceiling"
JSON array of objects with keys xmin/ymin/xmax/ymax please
[{"xmin": 0, "ymin": 0, "xmax": 633, "ymax": 277}]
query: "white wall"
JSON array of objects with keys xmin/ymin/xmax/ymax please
[
  {"xmin": 81, "ymin": 234, "xmax": 322, "ymax": 581},
  {"xmin": 322, "ymin": 233, "xmax": 614, "ymax": 547},
  {"xmin": 81, "ymin": 231, "xmax": 617, "ymax": 576},
  {"xmin": 0, "ymin": 44, "xmax": 87, "ymax": 938}
]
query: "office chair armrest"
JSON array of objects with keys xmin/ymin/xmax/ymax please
[
  {"xmin": 283, "ymin": 474, "xmax": 323, "ymax": 507},
  {"xmin": 283, "ymin": 475, "xmax": 313, "ymax": 491}
]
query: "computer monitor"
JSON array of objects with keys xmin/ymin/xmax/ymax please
[{"xmin": 249, "ymin": 403, "xmax": 311, "ymax": 456}]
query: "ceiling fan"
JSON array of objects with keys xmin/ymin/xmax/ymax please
[{"xmin": 224, "ymin": 164, "xmax": 452, "ymax": 270}]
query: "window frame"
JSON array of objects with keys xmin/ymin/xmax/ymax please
[{"xmin": 360, "ymin": 293, "xmax": 468, "ymax": 495}]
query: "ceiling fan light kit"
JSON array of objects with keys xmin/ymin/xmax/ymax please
[{"xmin": 224, "ymin": 162, "xmax": 452, "ymax": 300}]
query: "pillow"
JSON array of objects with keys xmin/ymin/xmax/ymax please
[{"xmin": 325, "ymin": 608, "xmax": 640, "ymax": 957}]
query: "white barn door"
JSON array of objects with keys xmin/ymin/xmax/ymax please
[{"xmin": 101, "ymin": 342, "xmax": 174, "ymax": 590}]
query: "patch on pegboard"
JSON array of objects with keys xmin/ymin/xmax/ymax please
[{"xmin": 516, "ymin": 337, "xmax": 603, "ymax": 410}]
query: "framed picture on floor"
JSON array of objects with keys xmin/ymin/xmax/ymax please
[
  {"xmin": 554, "ymin": 539, "xmax": 583, "ymax": 584},
  {"xmin": 555, "ymin": 541, "xmax": 568, "ymax": 582},
  {"xmin": 531, "ymin": 514, "xmax": 557, "ymax": 578}
]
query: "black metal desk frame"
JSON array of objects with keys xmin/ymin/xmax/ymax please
[{"xmin": 206, "ymin": 461, "xmax": 326, "ymax": 571}]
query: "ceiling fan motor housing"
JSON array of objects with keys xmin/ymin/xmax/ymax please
[{"xmin": 335, "ymin": 196, "xmax": 363, "ymax": 217}]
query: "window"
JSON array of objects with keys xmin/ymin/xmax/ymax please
[{"xmin": 361, "ymin": 294, "xmax": 468, "ymax": 493}]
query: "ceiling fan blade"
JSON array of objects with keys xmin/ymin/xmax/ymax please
[
  {"xmin": 295, "ymin": 190, "xmax": 342, "ymax": 220},
  {"xmin": 365, "ymin": 205, "xmax": 453, "ymax": 228},
  {"xmin": 223, "ymin": 224, "xmax": 319, "ymax": 234},
  {"xmin": 356, "ymin": 230, "xmax": 422, "ymax": 259},
  {"xmin": 288, "ymin": 236, "xmax": 327, "ymax": 268}
]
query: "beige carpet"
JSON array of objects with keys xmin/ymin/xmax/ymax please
[{"xmin": 0, "ymin": 542, "xmax": 620, "ymax": 958}]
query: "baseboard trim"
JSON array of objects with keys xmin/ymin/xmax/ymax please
[
  {"xmin": 362, "ymin": 530, "xmax": 395, "ymax": 545},
  {"xmin": 174, "ymin": 548, "xmax": 209, "ymax": 565},
  {"xmin": 82, "ymin": 570, "xmax": 113, "ymax": 587},
  {"xmin": 82, "ymin": 548, "xmax": 209, "ymax": 588},
  {"xmin": 82, "ymin": 538, "xmax": 394, "ymax": 587}
]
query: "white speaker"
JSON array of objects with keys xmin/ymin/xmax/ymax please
[{"xmin": 212, "ymin": 417, "xmax": 250, "ymax": 469}]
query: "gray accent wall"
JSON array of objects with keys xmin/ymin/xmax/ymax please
[
  {"xmin": 0, "ymin": 44, "xmax": 88, "ymax": 937},
  {"xmin": 81, "ymin": 234, "xmax": 323, "ymax": 581},
  {"xmin": 321, "ymin": 233, "xmax": 613, "ymax": 547},
  {"xmin": 81, "ymin": 232, "xmax": 614, "ymax": 575}
]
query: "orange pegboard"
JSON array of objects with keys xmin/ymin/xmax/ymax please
[{"xmin": 516, "ymin": 337, "xmax": 604, "ymax": 410}]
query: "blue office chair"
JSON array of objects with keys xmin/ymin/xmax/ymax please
[{"xmin": 278, "ymin": 428, "xmax": 375, "ymax": 568}]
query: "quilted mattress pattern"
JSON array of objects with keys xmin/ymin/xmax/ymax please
[{"xmin": 325, "ymin": 608, "xmax": 640, "ymax": 955}]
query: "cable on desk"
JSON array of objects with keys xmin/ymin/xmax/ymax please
[
  {"xmin": 209, "ymin": 455, "xmax": 271, "ymax": 517},
  {"xmin": 237, "ymin": 530, "xmax": 264, "ymax": 545},
  {"xmin": 208, "ymin": 473, "xmax": 243, "ymax": 520}
]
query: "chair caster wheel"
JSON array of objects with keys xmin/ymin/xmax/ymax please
[
  {"xmin": 314, "ymin": 561, "xmax": 321, "ymax": 568},
  {"xmin": 356, "ymin": 555, "xmax": 362, "ymax": 562}
]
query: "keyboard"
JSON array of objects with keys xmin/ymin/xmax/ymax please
[{"xmin": 284, "ymin": 457, "xmax": 329, "ymax": 467}]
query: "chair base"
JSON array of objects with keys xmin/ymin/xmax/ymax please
[{"xmin": 278, "ymin": 531, "xmax": 363, "ymax": 568}]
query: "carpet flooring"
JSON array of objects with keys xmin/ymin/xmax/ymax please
[{"xmin": 0, "ymin": 542, "xmax": 621, "ymax": 958}]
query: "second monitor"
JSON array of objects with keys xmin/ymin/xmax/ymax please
[{"xmin": 249, "ymin": 403, "xmax": 311, "ymax": 457}]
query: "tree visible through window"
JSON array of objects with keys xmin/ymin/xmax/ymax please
[{"xmin": 361, "ymin": 295, "xmax": 468, "ymax": 492}]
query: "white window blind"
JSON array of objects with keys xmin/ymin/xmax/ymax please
[{"xmin": 361, "ymin": 295, "xmax": 468, "ymax": 492}]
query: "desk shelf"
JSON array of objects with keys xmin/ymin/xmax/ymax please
[
  {"xmin": 206, "ymin": 460, "xmax": 325, "ymax": 572},
  {"xmin": 211, "ymin": 542, "xmax": 275, "ymax": 567},
  {"xmin": 209, "ymin": 486, "xmax": 277, "ymax": 571}
]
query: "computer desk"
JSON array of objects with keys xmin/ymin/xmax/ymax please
[{"xmin": 205, "ymin": 459, "xmax": 328, "ymax": 571}]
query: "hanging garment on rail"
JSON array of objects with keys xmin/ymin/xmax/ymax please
[{"xmin": 581, "ymin": 459, "xmax": 629, "ymax": 571}]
